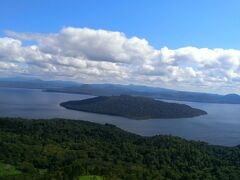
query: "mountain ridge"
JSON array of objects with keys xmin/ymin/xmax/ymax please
[{"xmin": 0, "ymin": 77, "xmax": 240, "ymax": 104}]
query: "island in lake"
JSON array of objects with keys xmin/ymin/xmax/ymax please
[{"xmin": 60, "ymin": 95, "xmax": 207, "ymax": 119}]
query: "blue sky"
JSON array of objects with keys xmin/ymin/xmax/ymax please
[
  {"xmin": 1, "ymin": 0, "xmax": 240, "ymax": 94},
  {"xmin": 1, "ymin": 0, "xmax": 240, "ymax": 49}
]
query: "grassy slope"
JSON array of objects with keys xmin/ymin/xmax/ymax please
[{"xmin": 78, "ymin": 176, "xmax": 103, "ymax": 180}]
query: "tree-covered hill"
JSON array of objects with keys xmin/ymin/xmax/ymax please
[
  {"xmin": 60, "ymin": 95, "xmax": 207, "ymax": 119},
  {"xmin": 0, "ymin": 118, "xmax": 240, "ymax": 179}
]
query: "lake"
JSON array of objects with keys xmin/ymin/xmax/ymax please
[{"xmin": 0, "ymin": 87, "xmax": 240, "ymax": 146}]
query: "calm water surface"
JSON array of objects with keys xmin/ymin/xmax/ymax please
[{"xmin": 0, "ymin": 88, "xmax": 240, "ymax": 146}]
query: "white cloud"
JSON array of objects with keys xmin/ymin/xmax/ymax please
[{"xmin": 2, "ymin": 27, "xmax": 240, "ymax": 94}]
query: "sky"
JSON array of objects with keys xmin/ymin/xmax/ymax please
[{"xmin": 1, "ymin": 0, "xmax": 240, "ymax": 94}]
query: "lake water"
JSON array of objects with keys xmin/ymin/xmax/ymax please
[{"xmin": 0, "ymin": 87, "xmax": 240, "ymax": 146}]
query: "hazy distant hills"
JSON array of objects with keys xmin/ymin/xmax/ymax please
[
  {"xmin": 1, "ymin": 77, "xmax": 240, "ymax": 104},
  {"xmin": 0, "ymin": 77, "xmax": 79, "ymax": 89},
  {"xmin": 48, "ymin": 83, "xmax": 240, "ymax": 104},
  {"xmin": 61, "ymin": 95, "xmax": 207, "ymax": 119}
]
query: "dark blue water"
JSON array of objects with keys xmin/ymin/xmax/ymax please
[{"xmin": 0, "ymin": 88, "xmax": 240, "ymax": 146}]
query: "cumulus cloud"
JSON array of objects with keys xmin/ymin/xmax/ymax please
[{"xmin": 2, "ymin": 27, "xmax": 240, "ymax": 93}]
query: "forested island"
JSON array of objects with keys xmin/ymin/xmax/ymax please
[
  {"xmin": 60, "ymin": 95, "xmax": 207, "ymax": 119},
  {"xmin": 0, "ymin": 118, "xmax": 240, "ymax": 179}
]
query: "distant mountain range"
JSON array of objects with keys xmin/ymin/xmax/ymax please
[
  {"xmin": 47, "ymin": 83, "xmax": 240, "ymax": 104},
  {"xmin": 1, "ymin": 77, "xmax": 240, "ymax": 104},
  {"xmin": 0, "ymin": 77, "xmax": 79, "ymax": 89}
]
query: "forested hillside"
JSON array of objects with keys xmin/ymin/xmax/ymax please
[{"xmin": 0, "ymin": 118, "xmax": 240, "ymax": 179}]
